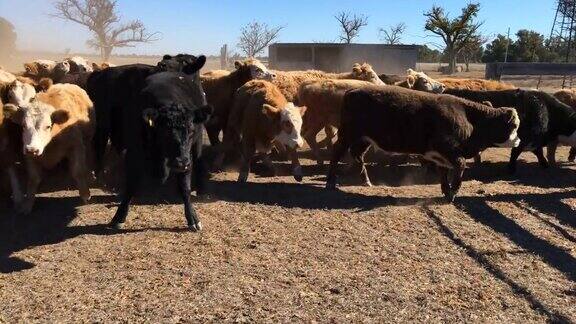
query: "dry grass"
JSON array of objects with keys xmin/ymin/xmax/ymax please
[{"xmin": 1, "ymin": 147, "xmax": 575, "ymax": 322}]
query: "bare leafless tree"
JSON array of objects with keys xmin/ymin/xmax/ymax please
[
  {"xmin": 335, "ymin": 11, "xmax": 368, "ymax": 44},
  {"xmin": 424, "ymin": 3, "xmax": 483, "ymax": 74},
  {"xmin": 379, "ymin": 23, "xmax": 406, "ymax": 45},
  {"xmin": 237, "ymin": 21, "xmax": 283, "ymax": 57},
  {"xmin": 53, "ymin": 0, "xmax": 159, "ymax": 61}
]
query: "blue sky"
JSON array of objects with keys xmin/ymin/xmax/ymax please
[{"xmin": 0, "ymin": 0, "xmax": 557, "ymax": 56}]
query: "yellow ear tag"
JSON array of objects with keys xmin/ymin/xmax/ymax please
[{"xmin": 148, "ymin": 118, "xmax": 154, "ymax": 127}]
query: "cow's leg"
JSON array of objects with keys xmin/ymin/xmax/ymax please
[
  {"xmin": 473, "ymin": 153, "xmax": 482, "ymax": 166},
  {"xmin": 448, "ymin": 157, "xmax": 466, "ymax": 201},
  {"xmin": 176, "ymin": 171, "xmax": 202, "ymax": 231},
  {"xmin": 326, "ymin": 138, "xmax": 352, "ymax": 190},
  {"xmin": 349, "ymin": 139, "xmax": 372, "ymax": 186},
  {"xmin": 287, "ymin": 146, "xmax": 303, "ymax": 182},
  {"xmin": 261, "ymin": 153, "xmax": 277, "ymax": 176},
  {"xmin": 532, "ymin": 147, "xmax": 549, "ymax": 169},
  {"xmin": 19, "ymin": 159, "xmax": 42, "ymax": 215},
  {"xmin": 238, "ymin": 140, "xmax": 255, "ymax": 183},
  {"xmin": 507, "ymin": 146, "xmax": 523, "ymax": 174},
  {"xmin": 205, "ymin": 122, "xmax": 221, "ymax": 146},
  {"xmin": 69, "ymin": 142, "xmax": 91, "ymax": 203},
  {"xmin": 192, "ymin": 140, "xmax": 209, "ymax": 197},
  {"xmin": 7, "ymin": 167, "xmax": 23, "ymax": 205},
  {"xmin": 323, "ymin": 126, "xmax": 336, "ymax": 153},
  {"xmin": 109, "ymin": 154, "xmax": 141, "ymax": 228},
  {"xmin": 303, "ymin": 122, "xmax": 326, "ymax": 165},
  {"xmin": 437, "ymin": 166, "xmax": 451, "ymax": 201},
  {"xmin": 569, "ymin": 147, "xmax": 576, "ymax": 162},
  {"xmin": 546, "ymin": 141, "xmax": 558, "ymax": 166}
]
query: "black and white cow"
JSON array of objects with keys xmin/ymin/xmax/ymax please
[
  {"xmin": 444, "ymin": 88, "xmax": 576, "ymax": 173},
  {"xmin": 108, "ymin": 55, "xmax": 212, "ymax": 231}
]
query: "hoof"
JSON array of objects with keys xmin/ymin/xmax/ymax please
[
  {"xmin": 363, "ymin": 181, "xmax": 373, "ymax": 187},
  {"xmin": 108, "ymin": 222, "xmax": 124, "ymax": 230},
  {"xmin": 188, "ymin": 222, "xmax": 203, "ymax": 232},
  {"xmin": 444, "ymin": 191, "xmax": 456, "ymax": 203},
  {"xmin": 80, "ymin": 193, "xmax": 91, "ymax": 204},
  {"xmin": 238, "ymin": 172, "xmax": 248, "ymax": 183},
  {"xmin": 293, "ymin": 166, "xmax": 303, "ymax": 182},
  {"xmin": 316, "ymin": 159, "xmax": 324, "ymax": 166}
]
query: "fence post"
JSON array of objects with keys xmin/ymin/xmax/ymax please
[{"xmin": 220, "ymin": 44, "xmax": 228, "ymax": 69}]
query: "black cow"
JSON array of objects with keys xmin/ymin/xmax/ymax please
[
  {"xmin": 109, "ymin": 55, "xmax": 212, "ymax": 231},
  {"xmin": 327, "ymin": 85, "xmax": 520, "ymax": 201},
  {"xmin": 87, "ymin": 54, "xmax": 201, "ymax": 174},
  {"xmin": 444, "ymin": 88, "xmax": 576, "ymax": 173}
]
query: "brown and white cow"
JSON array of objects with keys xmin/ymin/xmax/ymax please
[
  {"xmin": 3, "ymin": 83, "xmax": 94, "ymax": 214},
  {"xmin": 202, "ymin": 58, "xmax": 276, "ymax": 146},
  {"xmin": 326, "ymin": 85, "xmax": 520, "ymax": 201},
  {"xmin": 395, "ymin": 69, "xmax": 446, "ymax": 93},
  {"xmin": 214, "ymin": 80, "xmax": 307, "ymax": 182}
]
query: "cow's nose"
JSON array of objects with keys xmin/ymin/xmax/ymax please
[
  {"xmin": 25, "ymin": 146, "xmax": 40, "ymax": 156},
  {"xmin": 174, "ymin": 157, "xmax": 191, "ymax": 171}
]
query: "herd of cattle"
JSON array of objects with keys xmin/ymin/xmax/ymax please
[{"xmin": 1, "ymin": 54, "xmax": 576, "ymax": 231}]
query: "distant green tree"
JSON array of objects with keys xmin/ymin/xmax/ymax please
[
  {"xmin": 418, "ymin": 45, "xmax": 442, "ymax": 62},
  {"xmin": 512, "ymin": 29, "xmax": 546, "ymax": 62},
  {"xmin": 482, "ymin": 34, "xmax": 510, "ymax": 62},
  {"xmin": 0, "ymin": 17, "xmax": 17, "ymax": 62}
]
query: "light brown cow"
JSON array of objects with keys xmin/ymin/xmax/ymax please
[
  {"xmin": 438, "ymin": 78, "xmax": 516, "ymax": 90},
  {"xmin": 201, "ymin": 58, "xmax": 276, "ymax": 146},
  {"xmin": 214, "ymin": 80, "xmax": 307, "ymax": 182},
  {"xmin": 272, "ymin": 63, "xmax": 385, "ymax": 104},
  {"xmin": 299, "ymin": 79, "xmax": 375, "ymax": 164},
  {"xmin": 91, "ymin": 62, "xmax": 117, "ymax": 71},
  {"xmin": 3, "ymin": 83, "xmax": 94, "ymax": 214}
]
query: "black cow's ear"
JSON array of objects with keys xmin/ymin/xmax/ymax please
[
  {"xmin": 183, "ymin": 55, "xmax": 206, "ymax": 75},
  {"xmin": 163, "ymin": 54, "xmax": 172, "ymax": 60},
  {"xmin": 193, "ymin": 104, "xmax": 213, "ymax": 123}
]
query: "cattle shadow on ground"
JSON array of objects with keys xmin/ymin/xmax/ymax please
[
  {"xmin": 207, "ymin": 180, "xmax": 445, "ymax": 211},
  {"xmin": 423, "ymin": 204, "xmax": 573, "ymax": 323},
  {"xmin": 0, "ymin": 194, "xmax": 198, "ymax": 274},
  {"xmin": 466, "ymin": 160, "xmax": 576, "ymax": 189},
  {"xmin": 454, "ymin": 191, "xmax": 576, "ymax": 283}
]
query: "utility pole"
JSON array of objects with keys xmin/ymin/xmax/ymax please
[{"xmin": 504, "ymin": 27, "xmax": 511, "ymax": 62}]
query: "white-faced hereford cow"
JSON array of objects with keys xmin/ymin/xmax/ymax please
[
  {"xmin": 201, "ymin": 58, "xmax": 276, "ymax": 146},
  {"xmin": 214, "ymin": 80, "xmax": 307, "ymax": 183},
  {"xmin": 444, "ymin": 88, "xmax": 576, "ymax": 173},
  {"xmin": 4, "ymin": 83, "xmax": 94, "ymax": 214},
  {"xmin": 326, "ymin": 85, "xmax": 520, "ymax": 201},
  {"xmin": 107, "ymin": 56, "xmax": 211, "ymax": 231}
]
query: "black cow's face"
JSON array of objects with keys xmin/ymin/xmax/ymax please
[
  {"xmin": 143, "ymin": 104, "xmax": 212, "ymax": 177},
  {"xmin": 157, "ymin": 54, "xmax": 206, "ymax": 73}
]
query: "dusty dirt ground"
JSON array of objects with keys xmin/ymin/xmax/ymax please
[{"xmin": 0, "ymin": 146, "xmax": 575, "ymax": 322}]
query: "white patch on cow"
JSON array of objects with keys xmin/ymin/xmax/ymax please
[
  {"xmin": 14, "ymin": 101, "xmax": 58, "ymax": 156},
  {"xmin": 67, "ymin": 56, "xmax": 92, "ymax": 72},
  {"xmin": 496, "ymin": 109, "xmax": 521, "ymax": 148},
  {"xmin": 8, "ymin": 80, "xmax": 36, "ymax": 106},
  {"xmin": 423, "ymin": 151, "xmax": 453, "ymax": 169},
  {"xmin": 407, "ymin": 69, "xmax": 446, "ymax": 93},
  {"xmin": 559, "ymin": 131, "xmax": 576, "ymax": 146},
  {"xmin": 274, "ymin": 103, "xmax": 304, "ymax": 149},
  {"xmin": 249, "ymin": 60, "xmax": 275, "ymax": 81}
]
